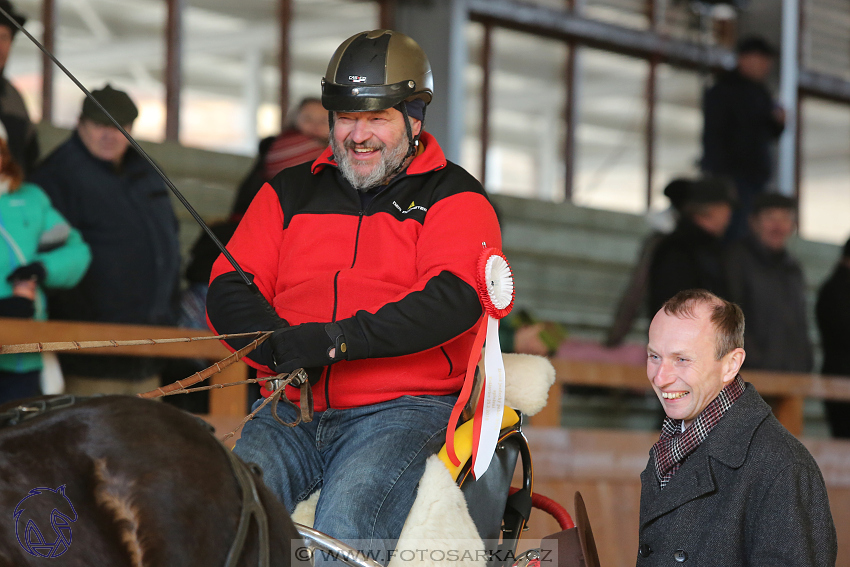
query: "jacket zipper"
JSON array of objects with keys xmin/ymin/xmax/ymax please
[{"xmin": 325, "ymin": 210, "xmax": 365, "ymax": 408}]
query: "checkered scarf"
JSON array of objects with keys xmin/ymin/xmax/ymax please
[{"xmin": 652, "ymin": 375, "xmax": 745, "ymax": 489}]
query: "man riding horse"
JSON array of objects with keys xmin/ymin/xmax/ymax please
[{"xmin": 206, "ymin": 30, "xmax": 501, "ymax": 564}]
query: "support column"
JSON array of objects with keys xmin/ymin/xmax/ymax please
[
  {"xmin": 646, "ymin": 58, "xmax": 657, "ymax": 210},
  {"xmin": 393, "ymin": 0, "xmax": 468, "ymax": 163},
  {"xmin": 380, "ymin": 0, "xmax": 396, "ymax": 30},
  {"xmin": 778, "ymin": 0, "xmax": 800, "ymax": 196},
  {"xmin": 645, "ymin": 0, "xmax": 660, "ymax": 210},
  {"xmin": 244, "ymin": 49, "xmax": 262, "ymax": 150},
  {"xmin": 165, "ymin": 0, "xmax": 184, "ymax": 142},
  {"xmin": 479, "ymin": 21, "xmax": 492, "ymax": 188},
  {"xmin": 278, "ymin": 0, "xmax": 292, "ymax": 132},
  {"xmin": 564, "ymin": 43, "xmax": 577, "ymax": 201},
  {"xmin": 41, "ymin": 0, "xmax": 56, "ymax": 124}
]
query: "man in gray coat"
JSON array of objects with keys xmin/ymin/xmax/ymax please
[{"xmin": 639, "ymin": 289, "xmax": 836, "ymax": 566}]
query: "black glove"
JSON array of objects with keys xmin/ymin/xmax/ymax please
[
  {"xmin": 6, "ymin": 262, "xmax": 46, "ymax": 285},
  {"xmin": 0, "ymin": 296, "xmax": 36, "ymax": 318},
  {"xmin": 270, "ymin": 322, "xmax": 348, "ymax": 375}
]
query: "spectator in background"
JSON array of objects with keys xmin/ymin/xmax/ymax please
[
  {"xmin": 0, "ymin": 0, "xmax": 39, "ymax": 175},
  {"xmin": 30, "ymin": 85, "xmax": 181, "ymax": 396},
  {"xmin": 816, "ymin": 236, "xmax": 850, "ymax": 438},
  {"xmin": 647, "ymin": 177, "xmax": 735, "ymax": 316},
  {"xmin": 724, "ymin": 194, "xmax": 813, "ymax": 373},
  {"xmin": 0, "ymin": 135, "xmax": 90, "ymax": 404},
  {"xmin": 701, "ymin": 36, "xmax": 784, "ymax": 240},
  {"xmin": 264, "ymin": 97, "xmax": 329, "ymax": 180},
  {"xmin": 230, "ymin": 97, "xmax": 330, "ymax": 220}
]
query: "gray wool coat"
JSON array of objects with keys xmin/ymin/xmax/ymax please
[{"xmin": 637, "ymin": 383, "xmax": 837, "ymax": 566}]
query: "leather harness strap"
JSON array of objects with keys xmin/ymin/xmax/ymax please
[
  {"xmin": 223, "ymin": 448, "xmax": 271, "ymax": 567},
  {"xmin": 0, "ymin": 394, "xmax": 79, "ymax": 428},
  {"xmin": 268, "ymin": 369, "xmax": 314, "ymax": 427}
]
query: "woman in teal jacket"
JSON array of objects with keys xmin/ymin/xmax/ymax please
[{"xmin": 0, "ymin": 136, "xmax": 91, "ymax": 403}]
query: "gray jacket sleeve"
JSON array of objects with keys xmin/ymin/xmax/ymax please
[{"xmin": 749, "ymin": 462, "xmax": 837, "ymax": 566}]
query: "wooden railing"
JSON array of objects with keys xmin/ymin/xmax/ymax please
[
  {"xmin": 0, "ymin": 317, "xmax": 249, "ymax": 416},
  {"xmin": 532, "ymin": 357, "xmax": 850, "ymax": 435},
  {"xmin": 6, "ymin": 317, "xmax": 850, "ymax": 436}
]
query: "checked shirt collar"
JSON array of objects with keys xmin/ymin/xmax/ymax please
[{"xmin": 652, "ymin": 375, "xmax": 745, "ymax": 489}]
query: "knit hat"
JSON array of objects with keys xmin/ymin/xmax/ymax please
[
  {"xmin": 80, "ymin": 84, "xmax": 139, "ymax": 126},
  {"xmin": 751, "ymin": 193, "xmax": 797, "ymax": 216},
  {"xmin": 686, "ymin": 176, "xmax": 737, "ymax": 207},
  {"xmin": 736, "ymin": 36, "xmax": 777, "ymax": 57},
  {"xmin": 0, "ymin": 0, "xmax": 26, "ymax": 35},
  {"xmin": 662, "ymin": 178, "xmax": 693, "ymax": 212},
  {"xmin": 395, "ymin": 99, "xmax": 426, "ymax": 121}
]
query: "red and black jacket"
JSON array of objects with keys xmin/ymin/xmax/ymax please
[{"xmin": 207, "ymin": 132, "xmax": 501, "ymax": 411}]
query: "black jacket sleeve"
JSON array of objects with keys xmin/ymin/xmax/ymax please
[
  {"xmin": 206, "ymin": 271, "xmax": 289, "ymax": 367},
  {"xmin": 337, "ymin": 270, "xmax": 482, "ymax": 360}
]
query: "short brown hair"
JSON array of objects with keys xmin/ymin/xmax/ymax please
[
  {"xmin": 661, "ymin": 289, "xmax": 744, "ymax": 359},
  {"xmin": 0, "ymin": 137, "xmax": 23, "ymax": 193}
]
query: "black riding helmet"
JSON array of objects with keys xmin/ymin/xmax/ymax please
[{"xmin": 322, "ymin": 29, "xmax": 433, "ymax": 158}]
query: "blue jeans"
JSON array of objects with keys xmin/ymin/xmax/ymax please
[{"xmin": 233, "ymin": 393, "xmax": 456, "ymax": 563}]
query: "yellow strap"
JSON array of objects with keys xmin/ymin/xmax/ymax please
[{"xmin": 437, "ymin": 407, "xmax": 520, "ymax": 481}]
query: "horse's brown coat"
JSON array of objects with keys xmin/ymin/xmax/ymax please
[{"xmin": 0, "ymin": 395, "xmax": 305, "ymax": 567}]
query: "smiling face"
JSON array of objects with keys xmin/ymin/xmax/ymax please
[
  {"xmin": 330, "ymin": 108, "xmax": 420, "ymax": 190},
  {"xmin": 647, "ymin": 303, "xmax": 745, "ymax": 428}
]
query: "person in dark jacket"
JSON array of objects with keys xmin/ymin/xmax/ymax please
[
  {"xmin": 30, "ymin": 85, "xmax": 181, "ymax": 395},
  {"xmin": 639, "ymin": 289, "xmax": 836, "ymax": 566},
  {"xmin": 816, "ymin": 236, "xmax": 850, "ymax": 438},
  {"xmin": 206, "ymin": 30, "xmax": 501, "ymax": 561},
  {"xmin": 701, "ymin": 36, "xmax": 785, "ymax": 240},
  {"xmin": 647, "ymin": 177, "xmax": 735, "ymax": 316},
  {"xmin": 724, "ymin": 194, "xmax": 813, "ymax": 372},
  {"xmin": 0, "ymin": 0, "xmax": 39, "ymax": 175}
]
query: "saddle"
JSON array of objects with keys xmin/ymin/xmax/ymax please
[{"xmin": 293, "ymin": 353, "xmax": 561, "ymax": 567}]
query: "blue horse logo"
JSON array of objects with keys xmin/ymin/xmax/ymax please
[{"xmin": 13, "ymin": 485, "xmax": 78, "ymax": 558}]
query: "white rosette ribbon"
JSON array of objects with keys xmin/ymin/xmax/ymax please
[{"xmin": 472, "ymin": 249, "xmax": 515, "ymax": 478}]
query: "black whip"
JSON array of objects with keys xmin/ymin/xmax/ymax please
[{"xmin": 0, "ymin": 5, "xmax": 253, "ymax": 287}]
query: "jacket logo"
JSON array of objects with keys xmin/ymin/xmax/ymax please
[
  {"xmin": 393, "ymin": 200, "xmax": 428, "ymax": 215},
  {"xmin": 349, "ymin": 76, "xmax": 367, "ymax": 83}
]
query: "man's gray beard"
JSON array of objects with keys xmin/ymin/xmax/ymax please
[{"xmin": 331, "ymin": 131, "xmax": 410, "ymax": 191}]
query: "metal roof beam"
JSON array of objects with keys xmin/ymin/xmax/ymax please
[
  {"xmin": 466, "ymin": 0, "xmax": 733, "ymax": 71},
  {"xmin": 467, "ymin": 0, "xmax": 850, "ymax": 103}
]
